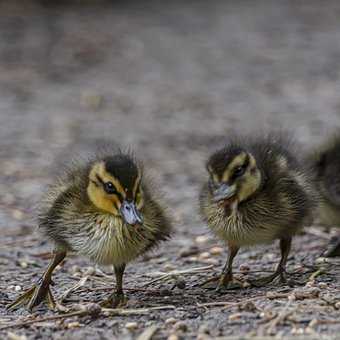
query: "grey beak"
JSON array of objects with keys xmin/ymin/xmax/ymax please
[
  {"xmin": 120, "ymin": 201, "xmax": 143, "ymax": 226},
  {"xmin": 213, "ymin": 183, "xmax": 236, "ymax": 203}
]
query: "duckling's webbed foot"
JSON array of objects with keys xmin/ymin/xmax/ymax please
[
  {"xmin": 201, "ymin": 274, "xmax": 244, "ymax": 290},
  {"xmin": 250, "ymin": 237, "xmax": 292, "ymax": 287},
  {"xmin": 215, "ymin": 273, "xmax": 244, "ymax": 292},
  {"xmin": 250, "ymin": 269, "xmax": 286, "ymax": 287},
  {"xmin": 101, "ymin": 264, "xmax": 127, "ymax": 308},
  {"xmin": 7, "ymin": 279, "xmax": 56, "ymax": 311},
  {"xmin": 203, "ymin": 244, "xmax": 242, "ymax": 292},
  {"xmin": 7, "ymin": 251, "xmax": 66, "ymax": 311},
  {"xmin": 100, "ymin": 292, "xmax": 127, "ymax": 308}
]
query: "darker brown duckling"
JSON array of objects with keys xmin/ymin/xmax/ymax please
[{"xmin": 200, "ymin": 133, "xmax": 318, "ymax": 290}]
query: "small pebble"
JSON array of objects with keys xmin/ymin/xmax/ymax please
[
  {"xmin": 167, "ymin": 335, "xmax": 179, "ymax": 340},
  {"xmin": 173, "ymin": 321, "xmax": 188, "ymax": 332},
  {"xmin": 175, "ymin": 279, "xmax": 186, "ymax": 289},
  {"xmin": 84, "ymin": 266, "xmax": 96, "ymax": 276},
  {"xmin": 85, "ymin": 303, "xmax": 102, "ymax": 317},
  {"xmin": 239, "ymin": 264, "xmax": 250, "ymax": 273},
  {"xmin": 228, "ymin": 313, "xmax": 242, "ymax": 321},
  {"xmin": 70, "ymin": 265, "xmax": 82, "ymax": 276},
  {"xmin": 239, "ymin": 301, "xmax": 257, "ymax": 312},
  {"xmin": 15, "ymin": 285, "xmax": 22, "ymax": 292},
  {"xmin": 305, "ymin": 281, "xmax": 316, "ymax": 288},
  {"xmin": 315, "ymin": 257, "xmax": 327, "ymax": 265},
  {"xmin": 12, "ymin": 209, "xmax": 24, "ymax": 220},
  {"xmin": 195, "ymin": 236, "xmax": 209, "ymax": 244},
  {"xmin": 67, "ymin": 321, "xmax": 81, "ymax": 329},
  {"xmin": 125, "ymin": 322, "xmax": 138, "ymax": 331},
  {"xmin": 199, "ymin": 252, "xmax": 211, "ymax": 260},
  {"xmin": 19, "ymin": 261, "xmax": 28, "ymax": 269},
  {"xmin": 209, "ymin": 246, "xmax": 223, "ymax": 255},
  {"xmin": 188, "ymin": 256, "xmax": 198, "ymax": 262},
  {"xmin": 198, "ymin": 324, "xmax": 210, "ymax": 334},
  {"xmin": 159, "ymin": 289, "xmax": 172, "ymax": 296},
  {"xmin": 7, "ymin": 332, "xmax": 27, "ymax": 340},
  {"xmin": 197, "ymin": 335, "xmax": 210, "ymax": 340},
  {"xmin": 260, "ymin": 310, "xmax": 276, "ymax": 320},
  {"xmin": 165, "ymin": 317, "xmax": 177, "ymax": 326},
  {"xmin": 292, "ymin": 327, "xmax": 304, "ymax": 335},
  {"xmin": 318, "ymin": 282, "xmax": 327, "ymax": 289},
  {"xmin": 201, "ymin": 258, "xmax": 219, "ymax": 265},
  {"xmin": 288, "ymin": 294, "xmax": 296, "ymax": 301}
]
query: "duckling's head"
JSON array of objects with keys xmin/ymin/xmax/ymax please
[
  {"xmin": 87, "ymin": 154, "xmax": 143, "ymax": 226},
  {"xmin": 206, "ymin": 147, "xmax": 261, "ymax": 206}
]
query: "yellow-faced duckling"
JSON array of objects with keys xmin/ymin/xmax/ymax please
[
  {"xmin": 312, "ymin": 135, "xmax": 340, "ymax": 257},
  {"xmin": 8, "ymin": 150, "xmax": 172, "ymax": 311},
  {"xmin": 200, "ymin": 134, "xmax": 317, "ymax": 290}
]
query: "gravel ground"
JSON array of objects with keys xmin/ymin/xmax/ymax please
[{"xmin": 1, "ymin": 1, "xmax": 340, "ymax": 339}]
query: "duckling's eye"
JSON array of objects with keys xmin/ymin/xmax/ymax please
[
  {"xmin": 104, "ymin": 181, "xmax": 117, "ymax": 194},
  {"xmin": 233, "ymin": 165, "xmax": 246, "ymax": 178}
]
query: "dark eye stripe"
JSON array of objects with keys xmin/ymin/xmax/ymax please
[
  {"xmin": 231, "ymin": 156, "xmax": 249, "ymax": 179},
  {"xmin": 243, "ymin": 154, "xmax": 250, "ymax": 169},
  {"xmin": 96, "ymin": 174, "xmax": 124, "ymax": 199},
  {"xmin": 91, "ymin": 179, "xmax": 99, "ymax": 187},
  {"xmin": 96, "ymin": 174, "xmax": 105, "ymax": 185}
]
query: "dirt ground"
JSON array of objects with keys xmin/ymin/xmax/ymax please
[{"xmin": 1, "ymin": 1, "xmax": 340, "ymax": 339}]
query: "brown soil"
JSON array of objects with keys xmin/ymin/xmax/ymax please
[{"xmin": 0, "ymin": 1, "xmax": 340, "ymax": 339}]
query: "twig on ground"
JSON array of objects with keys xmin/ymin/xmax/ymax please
[
  {"xmin": 60, "ymin": 276, "xmax": 89, "ymax": 302},
  {"xmin": 265, "ymin": 297, "xmax": 296, "ymax": 335},
  {"xmin": 101, "ymin": 305, "xmax": 175, "ymax": 316},
  {"xmin": 307, "ymin": 268, "xmax": 325, "ymax": 282},
  {"xmin": 197, "ymin": 296, "xmax": 266, "ymax": 309},
  {"xmin": 142, "ymin": 265, "xmax": 214, "ymax": 287},
  {"xmin": 0, "ymin": 304, "xmax": 175, "ymax": 331}
]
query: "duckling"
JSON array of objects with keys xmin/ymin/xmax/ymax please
[
  {"xmin": 311, "ymin": 135, "xmax": 340, "ymax": 257},
  {"xmin": 8, "ymin": 150, "xmax": 172, "ymax": 311},
  {"xmin": 199, "ymin": 134, "xmax": 317, "ymax": 290}
]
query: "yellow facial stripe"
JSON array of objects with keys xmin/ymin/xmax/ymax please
[
  {"xmin": 212, "ymin": 173, "xmax": 219, "ymax": 183},
  {"xmin": 133, "ymin": 171, "xmax": 142, "ymax": 197},
  {"xmin": 87, "ymin": 181, "xmax": 120, "ymax": 215},
  {"xmin": 222, "ymin": 152, "xmax": 247, "ymax": 182},
  {"xmin": 91, "ymin": 161, "xmax": 126, "ymax": 198}
]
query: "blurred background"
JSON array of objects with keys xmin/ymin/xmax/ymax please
[
  {"xmin": 1, "ymin": 1, "xmax": 340, "ymax": 337},
  {"xmin": 2, "ymin": 1, "xmax": 340, "ymax": 230}
]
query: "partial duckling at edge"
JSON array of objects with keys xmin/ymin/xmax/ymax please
[
  {"xmin": 200, "ymin": 133, "xmax": 318, "ymax": 291},
  {"xmin": 311, "ymin": 134, "xmax": 340, "ymax": 257},
  {"xmin": 8, "ymin": 150, "xmax": 172, "ymax": 311}
]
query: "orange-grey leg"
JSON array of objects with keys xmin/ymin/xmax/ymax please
[{"xmin": 7, "ymin": 251, "xmax": 66, "ymax": 311}]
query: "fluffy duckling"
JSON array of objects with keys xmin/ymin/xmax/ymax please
[
  {"xmin": 312, "ymin": 135, "xmax": 340, "ymax": 257},
  {"xmin": 8, "ymin": 150, "xmax": 172, "ymax": 311},
  {"xmin": 200, "ymin": 134, "xmax": 317, "ymax": 290}
]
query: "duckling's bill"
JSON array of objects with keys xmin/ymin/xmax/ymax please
[
  {"xmin": 212, "ymin": 183, "xmax": 237, "ymax": 203},
  {"xmin": 120, "ymin": 200, "xmax": 143, "ymax": 226}
]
